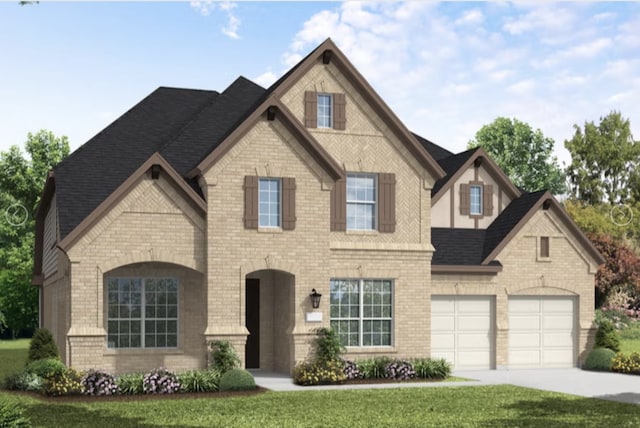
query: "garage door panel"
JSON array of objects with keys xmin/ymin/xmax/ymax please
[
  {"xmin": 432, "ymin": 315, "xmax": 455, "ymax": 331},
  {"xmin": 543, "ymin": 315, "xmax": 573, "ymax": 330},
  {"xmin": 458, "ymin": 333, "xmax": 492, "ymax": 349},
  {"xmin": 509, "ymin": 350, "xmax": 541, "ymax": 365},
  {"xmin": 543, "ymin": 332, "xmax": 574, "ymax": 347},
  {"xmin": 431, "ymin": 333, "xmax": 454, "ymax": 349},
  {"xmin": 509, "ymin": 299, "xmax": 540, "ymax": 312},
  {"xmin": 510, "ymin": 333, "xmax": 540, "ymax": 348},
  {"xmin": 543, "ymin": 299, "xmax": 574, "ymax": 312},
  {"xmin": 510, "ymin": 315, "xmax": 540, "ymax": 330},
  {"xmin": 458, "ymin": 316, "xmax": 492, "ymax": 331},
  {"xmin": 432, "ymin": 297, "xmax": 454, "ymax": 312},
  {"xmin": 458, "ymin": 351, "xmax": 491, "ymax": 368},
  {"xmin": 457, "ymin": 298, "xmax": 492, "ymax": 312},
  {"xmin": 542, "ymin": 350, "xmax": 574, "ymax": 366}
]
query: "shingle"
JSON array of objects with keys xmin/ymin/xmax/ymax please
[
  {"xmin": 431, "ymin": 148, "xmax": 479, "ymax": 197},
  {"xmin": 412, "ymin": 133, "xmax": 453, "ymax": 162},
  {"xmin": 431, "ymin": 228, "xmax": 487, "ymax": 265}
]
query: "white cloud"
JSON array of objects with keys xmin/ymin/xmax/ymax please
[
  {"xmin": 503, "ymin": 6, "xmax": 577, "ymax": 36},
  {"xmin": 560, "ymin": 37, "xmax": 612, "ymax": 59},
  {"xmin": 553, "ymin": 74, "xmax": 589, "ymax": 88},
  {"xmin": 190, "ymin": 1, "xmax": 215, "ymax": 16},
  {"xmin": 507, "ymin": 79, "xmax": 536, "ymax": 95},
  {"xmin": 190, "ymin": 1, "xmax": 241, "ymax": 40},
  {"xmin": 253, "ymin": 71, "xmax": 277, "ymax": 88},
  {"xmin": 455, "ymin": 9, "xmax": 484, "ymax": 26}
]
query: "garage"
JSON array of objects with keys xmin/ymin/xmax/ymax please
[
  {"xmin": 431, "ymin": 296, "xmax": 495, "ymax": 369},
  {"xmin": 508, "ymin": 296, "xmax": 577, "ymax": 368}
]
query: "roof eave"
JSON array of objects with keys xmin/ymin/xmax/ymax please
[{"xmin": 431, "ymin": 264, "xmax": 502, "ymax": 275}]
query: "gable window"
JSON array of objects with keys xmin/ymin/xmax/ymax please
[
  {"xmin": 470, "ymin": 185, "xmax": 483, "ymax": 215},
  {"xmin": 107, "ymin": 277, "xmax": 178, "ymax": 349},
  {"xmin": 259, "ymin": 178, "xmax": 281, "ymax": 228},
  {"xmin": 346, "ymin": 174, "xmax": 376, "ymax": 230},
  {"xmin": 540, "ymin": 236, "xmax": 550, "ymax": 258},
  {"xmin": 317, "ymin": 94, "xmax": 332, "ymax": 128},
  {"xmin": 330, "ymin": 279, "xmax": 393, "ymax": 347}
]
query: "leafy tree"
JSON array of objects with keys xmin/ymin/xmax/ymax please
[
  {"xmin": 564, "ymin": 199, "xmax": 640, "ymax": 246},
  {"xmin": 0, "ymin": 130, "xmax": 69, "ymax": 337},
  {"xmin": 565, "ymin": 111, "xmax": 640, "ymax": 205},
  {"xmin": 467, "ymin": 117, "xmax": 566, "ymax": 194}
]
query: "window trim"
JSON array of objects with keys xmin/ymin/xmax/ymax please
[
  {"xmin": 106, "ymin": 277, "xmax": 179, "ymax": 350},
  {"xmin": 317, "ymin": 93, "xmax": 333, "ymax": 129},
  {"xmin": 329, "ymin": 278, "xmax": 394, "ymax": 348},
  {"xmin": 346, "ymin": 173, "xmax": 377, "ymax": 231},
  {"xmin": 258, "ymin": 177, "xmax": 282, "ymax": 229}
]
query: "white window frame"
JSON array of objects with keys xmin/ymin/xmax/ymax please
[
  {"xmin": 470, "ymin": 185, "xmax": 483, "ymax": 215},
  {"xmin": 258, "ymin": 178, "xmax": 281, "ymax": 228},
  {"xmin": 317, "ymin": 93, "xmax": 333, "ymax": 128},
  {"xmin": 329, "ymin": 278, "xmax": 393, "ymax": 348},
  {"xmin": 346, "ymin": 173, "xmax": 377, "ymax": 231},
  {"xmin": 106, "ymin": 277, "xmax": 179, "ymax": 349}
]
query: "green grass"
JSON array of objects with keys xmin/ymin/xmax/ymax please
[
  {"xmin": 620, "ymin": 338, "xmax": 640, "ymax": 354},
  {"xmin": 0, "ymin": 339, "xmax": 29, "ymax": 381},
  {"xmin": 1, "ymin": 385, "xmax": 640, "ymax": 428}
]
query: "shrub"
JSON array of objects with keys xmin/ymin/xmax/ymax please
[
  {"xmin": 4, "ymin": 372, "xmax": 43, "ymax": 392},
  {"xmin": 411, "ymin": 358, "xmax": 451, "ymax": 379},
  {"xmin": 584, "ymin": 348, "xmax": 616, "ymax": 371},
  {"xmin": 595, "ymin": 319, "xmax": 621, "ymax": 352},
  {"xmin": 210, "ymin": 341, "xmax": 240, "ymax": 374},
  {"xmin": 27, "ymin": 329, "xmax": 59, "ymax": 363},
  {"xmin": 43, "ymin": 368, "xmax": 83, "ymax": 396},
  {"xmin": 116, "ymin": 373, "xmax": 144, "ymax": 395},
  {"xmin": 385, "ymin": 359, "xmax": 416, "ymax": 380},
  {"xmin": 219, "ymin": 368, "xmax": 256, "ymax": 391},
  {"xmin": 0, "ymin": 399, "xmax": 30, "ymax": 428},
  {"xmin": 612, "ymin": 352, "xmax": 640, "ymax": 374},
  {"xmin": 293, "ymin": 359, "xmax": 346, "ymax": 386},
  {"xmin": 25, "ymin": 358, "xmax": 66, "ymax": 379},
  {"xmin": 342, "ymin": 360, "xmax": 362, "ymax": 380},
  {"xmin": 358, "ymin": 356, "xmax": 392, "ymax": 379},
  {"xmin": 143, "ymin": 368, "xmax": 180, "ymax": 394},
  {"xmin": 178, "ymin": 369, "xmax": 221, "ymax": 393},
  {"xmin": 82, "ymin": 369, "xmax": 117, "ymax": 396},
  {"xmin": 313, "ymin": 328, "xmax": 345, "ymax": 363}
]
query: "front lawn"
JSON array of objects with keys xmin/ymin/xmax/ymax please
[
  {"xmin": 0, "ymin": 339, "xmax": 29, "ymax": 382},
  {"xmin": 620, "ymin": 338, "xmax": 640, "ymax": 354},
  {"xmin": 2, "ymin": 384, "xmax": 640, "ymax": 427}
]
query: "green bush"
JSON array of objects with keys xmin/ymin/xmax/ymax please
[
  {"xmin": 210, "ymin": 341, "xmax": 240, "ymax": 374},
  {"xmin": 3, "ymin": 372, "xmax": 43, "ymax": 392},
  {"xmin": 293, "ymin": 359, "xmax": 346, "ymax": 386},
  {"xmin": 219, "ymin": 368, "xmax": 256, "ymax": 391},
  {"xmin": 358, "ymin": 356, "xmax": 393, "ymax": 379},
  {"xmin": 178, "ymin": 369, "xmax": 220, "ymax": 393},
  {"xmin": 313, "ymin": 328, "xmax": 345, "ymax": 363},
  {"xmin": 411, "ymin": 358, "xmax": 452, "ymax": 379},
  {"xmin": 27, "ymin": 329, "xmax": 59, "ymax": 363},
  {"xmin": 612, "ymin": 352, "xmax": 640, "ymax": 374},
  {"xmin": 584, "ymin": 348, "xmax": 616, "ymax": 371},
  {"xmin": 595, "ymin": 319, "xmax": 621, "ymax": 352},
  {"xmin": 43, "ymin": 368, "xmax": 83, "ymax": 396},
  {"xmin": 116, "ymin": 373, "xmax": 144, "ymax": 395},
  {"xmin": 0, "ymin": 399, "xmax": 30, "ymax": 427},
  {"xmin": 25, "ymin": 358, "xmax": 66, "ymax": 379}
]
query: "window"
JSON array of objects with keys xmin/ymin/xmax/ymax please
[
  {"xmin": 346, "ymin": 174, "xmax": 376, "ymax": 230},
  {"xmin": 330, "ymin": 279, "xmax": 393, "ymax": 347},
  {"xmin": 317, "ymin": 94, "xmax": 332, "ymax": 128},
  {"xmin": 470, "ymin": 185, "xmax": 482, "ymax": 215},
  {"xmin": 107, "ymin": 278, "xmax": 178, "ymax": 349},
  {"xmin": 540, "ymin": 236, "xmax": 550, "ymax": 258},
  {"xmin": 259, "ymin": 178, "xmax": 281, "ymax": 228}
]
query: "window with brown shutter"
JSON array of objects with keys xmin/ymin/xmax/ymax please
[
  {"xmin": 334, "ymin": 93, "xmax": 346, "ymax": 130},
  {"xmin": 459, "ymin": 183, "xmax": 470, "ymax": 215},
  {"xmin": 378, "ymin": 173, "xmax": 396, "ymax": 233},
  {"xmin": 304, "ymin": 91, "xmax": 318, "ymax": 128},
  {"xmin": 282, "ymin": 177, "xmax": 296, "ymax": 231},
  {"xmin": 483, "ymin": 184, "xmax": 494, "ymax": 216},
  {"xmin": 330, "ymin": 178, "xmax": 346, "ymax": 231},
  {"xmin": 243, "ymin": 176, "xmax": 259, "ymax": 229}
]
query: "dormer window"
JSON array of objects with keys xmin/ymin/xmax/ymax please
[
  {"xmin": 460, "ymin": 182, "xmax": 493, "ymax": 218},
  {"xmin": 317, "ymin": 94, "xmax": 333, "ymax": 128},
  {"xmin": 470, "ymin": 185, "xmax": 482, "ymax": 215}
]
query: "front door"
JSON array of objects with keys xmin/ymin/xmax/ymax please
[{"xmin": 245, "ymin": 279, "xmax": 260, "ymax": 368}]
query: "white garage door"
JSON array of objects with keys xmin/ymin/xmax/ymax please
[
  {"xmin": 508, "ymin": 297, "xmax": 576, "ymax": 368},
  {"xmin": 431, "ymin": 296, "xmax": 495, "ymax": 369}
]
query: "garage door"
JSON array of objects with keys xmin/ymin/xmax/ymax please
[
  {"xmin": 508, "ymin": 297, "xmax": 576, "ymax": 368},
  {"xmin": 431, "ymin": 296, "xmax": 495, "ymax": 369}
]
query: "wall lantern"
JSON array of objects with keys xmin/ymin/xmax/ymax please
[{"xmin": 310, "ymin": 289, "xmax": 322, "ymax": 309}]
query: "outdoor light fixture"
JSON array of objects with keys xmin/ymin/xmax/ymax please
[{"xmin": 310, "ymin": 288, "xmax": 322, "ymax": 309}]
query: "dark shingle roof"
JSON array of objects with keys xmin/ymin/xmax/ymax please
[
  {"xmin": 412, "ymin": 133, "xmax": 453, "ymax": 161},
  {"xmin": 482, "ymin": 190, "xmax": 547, "ymax": 261},
  {"xmin": 432, "ymin": 228, "xmax": 487, "ymax": 265},
  {"xmin": 55, "ymin": 87, "xmax": 219, "ymax": 239},
  {"xmin": 431, "ymin": 148, "xmax": 479, "ymax": 197}
]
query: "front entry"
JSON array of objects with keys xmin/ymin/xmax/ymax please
[{"xmin": 245, "ymin": 278, "xmax": 260, "ymax": 369}]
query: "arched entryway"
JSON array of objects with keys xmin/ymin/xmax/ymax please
[{"xmin": 245, "ymin": 269, "xmax": 295, "ymax": 374}]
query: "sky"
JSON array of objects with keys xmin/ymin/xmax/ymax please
[{"xmin": 1, "ymin": 1, "xmax": 639, "ymax": 168}]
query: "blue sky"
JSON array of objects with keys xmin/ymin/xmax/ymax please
[{"xmin": 2, "ymin": 2, "xmax": 639, "ymax": 167}]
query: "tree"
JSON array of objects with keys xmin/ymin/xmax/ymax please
[
  {"xmin": 564, "ymin": 199, "xmax": 640, "ymax": 246},
  {"xmin": 0, "ymin": 130, "xmax": 69, "ymax": 337},
  {"xmin": 565, "ymin": 111, "xmax": 640, "ymax": 205},
  {"xmin": 467, "ymin": 117, "xmax": 565, "ymax": 194},
  {"xmin": 589, "ymin": 234, "xmax": 640, "ymax": 308}
]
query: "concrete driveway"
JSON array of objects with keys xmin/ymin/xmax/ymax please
[{"xmin": 455, "ymin": 368, "xmax": 640, "ymax": 404}]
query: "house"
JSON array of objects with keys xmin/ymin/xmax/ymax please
[{"xmin": 33, "ymin": 39, "xmax": 604, "ymax": 374}]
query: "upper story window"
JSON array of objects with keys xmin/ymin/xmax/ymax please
[
  {"xmin": 259, "ymin": 178, "xmax": 281, "ymax": 228},
  {"xmin": 346, "ymin": 174, "xmax": 376, "ymax": 230},
  {"xmin": 540, "ymin": 236, "xmax": 550, "ymax": 258},
  {"xmin": 470, "ymin": 185, "xmax": 483, "ymax": 215},
  {"xmin": 317, "ymin": 94, "xmax": 333, "ymax": 128}
]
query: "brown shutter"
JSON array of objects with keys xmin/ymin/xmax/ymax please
[
  {"xmin": 459, "ymin": 183, "xmax": 470, "ymax": 215},
  {"xmin": 483, "ymin": 184, "xmax": 494, "ymax": 216},
  {"xmin": 243, "ymin": 176, "xmax": 259, "ymax": 229},
  {"xmin": 378, "ymin": 173, "xmax": 396, "ymax": 233},
  {"xmin": 333, "ymin": 93, "xmax": 346, "ymax": 130},
  {"xmin": 282, "ymin": 177, "xmax": 296, "ymax": 231},
  {"xmin": 330, "ymin": 178, "xmax": 346, "ymax": 231},
  {"xmin": 304, "ymin": 91, "xmax": 318, "ymax": 128}
]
